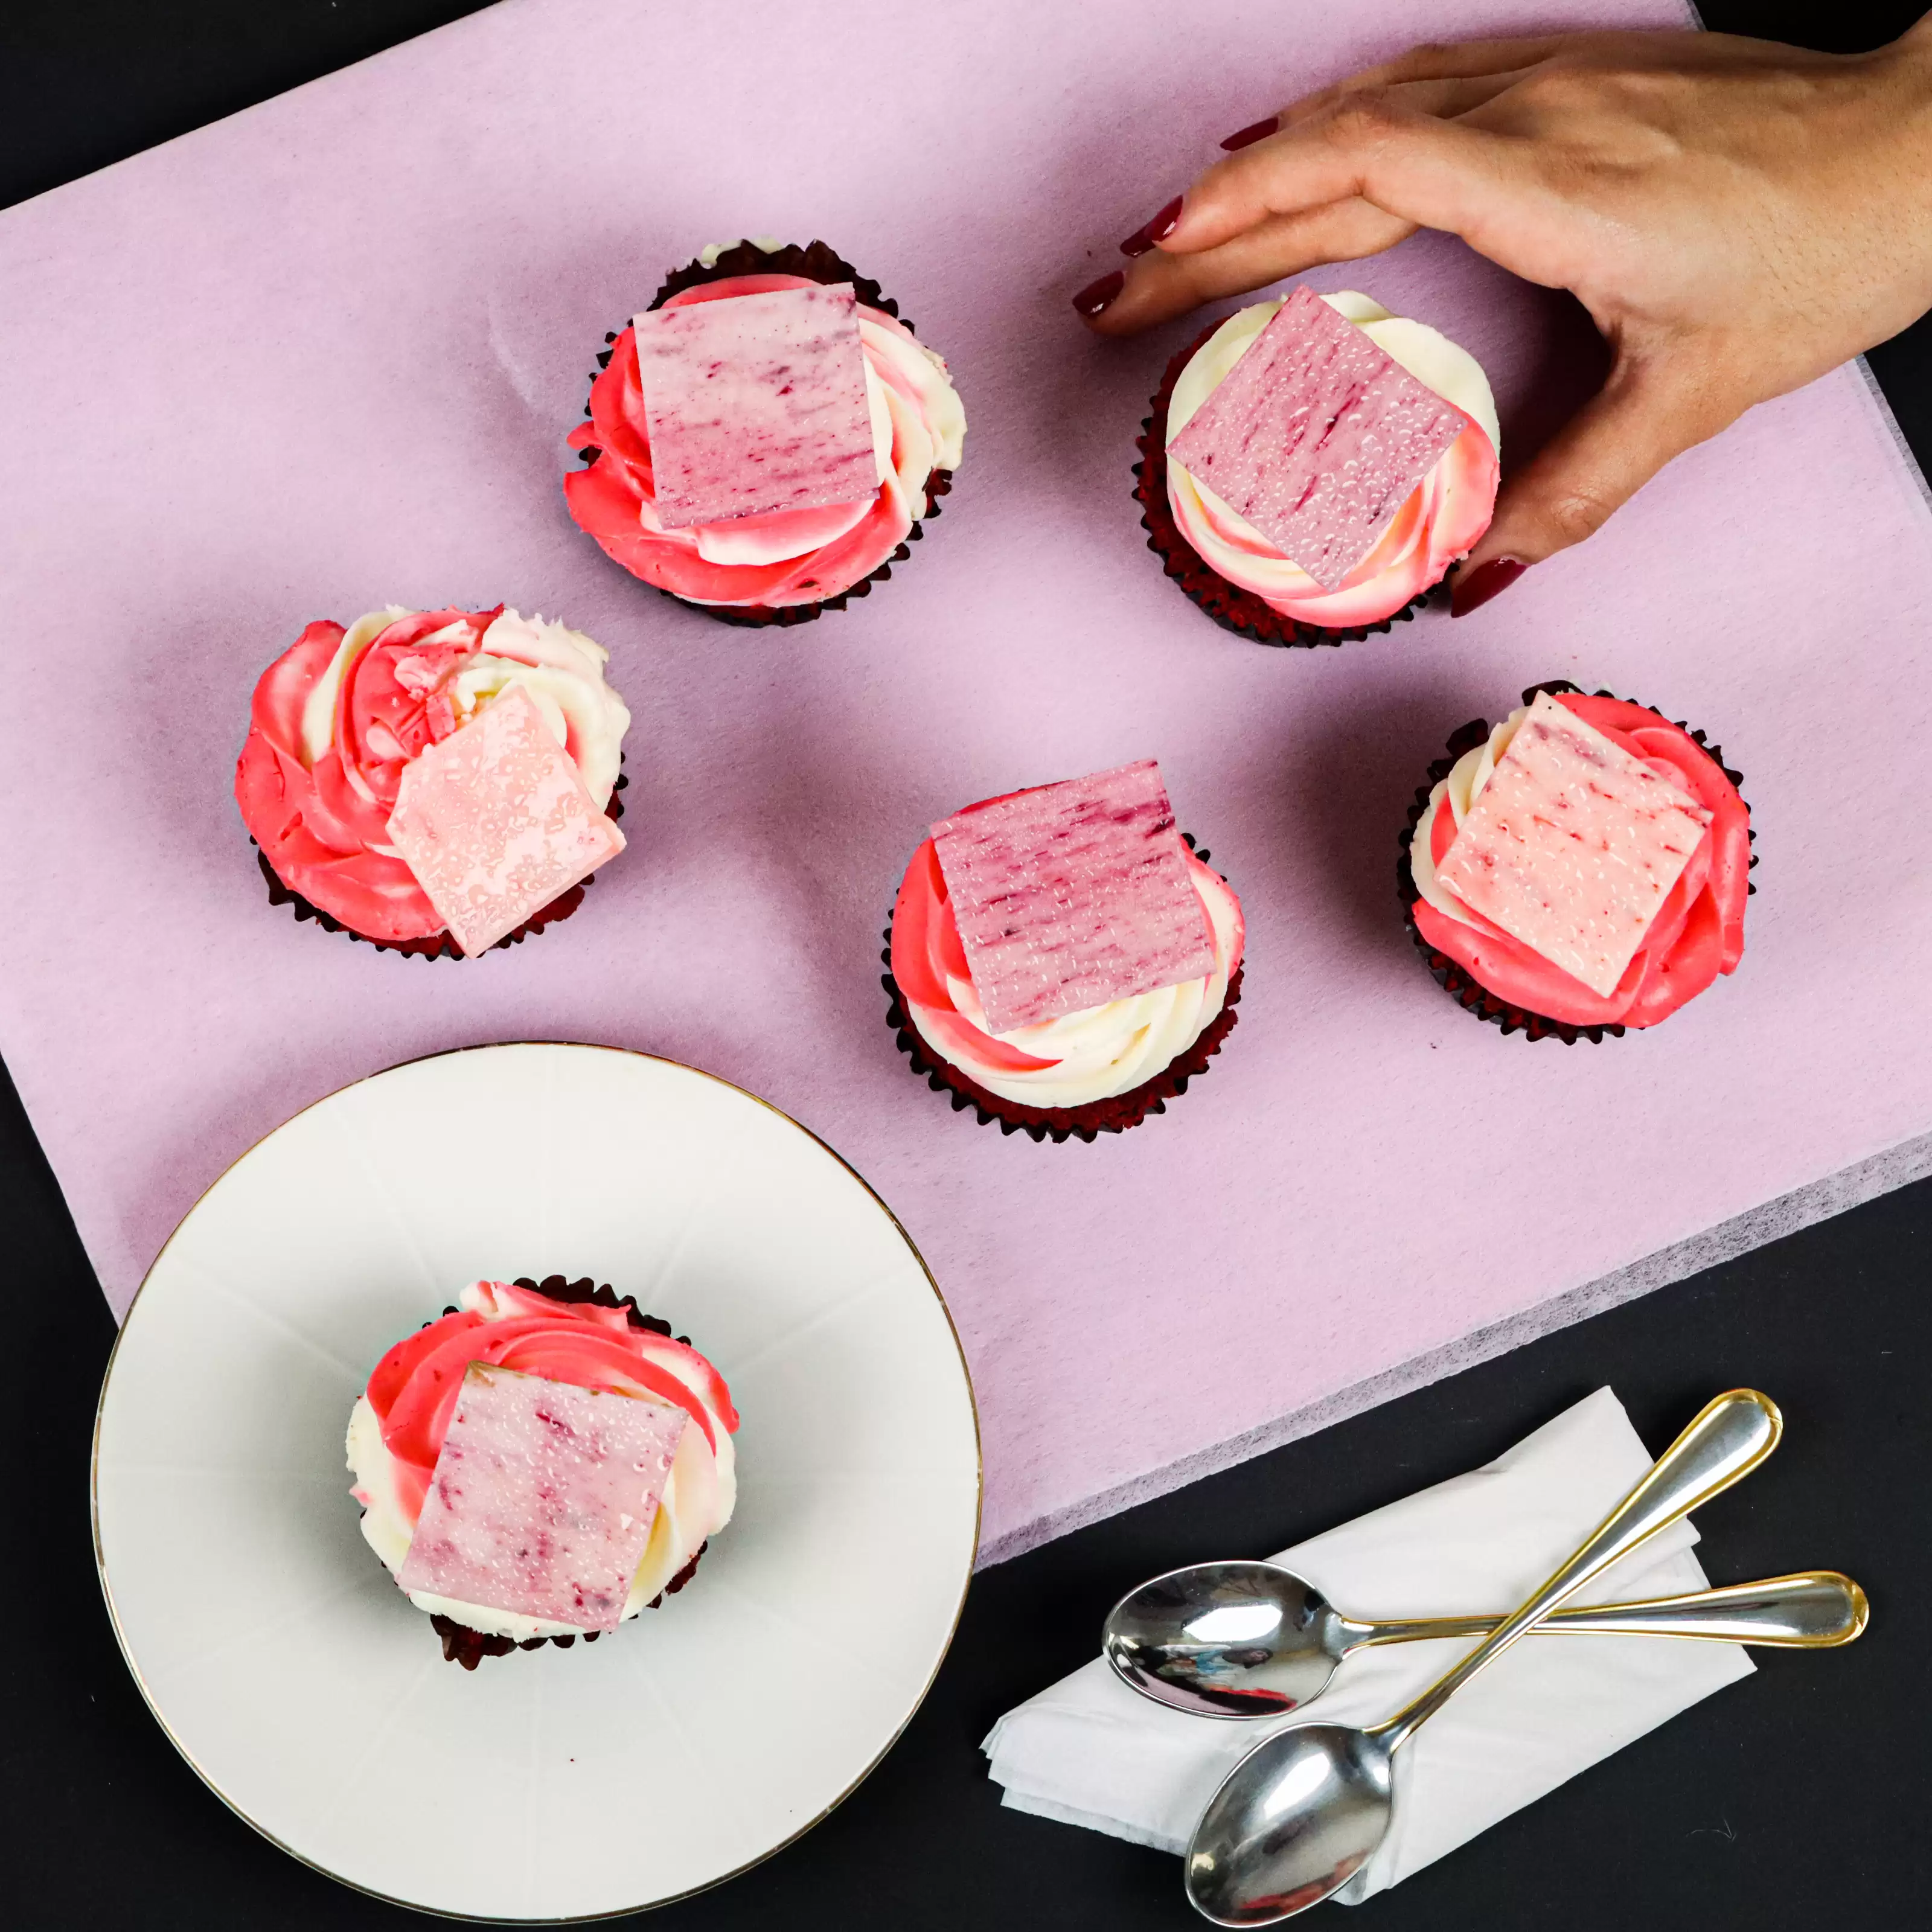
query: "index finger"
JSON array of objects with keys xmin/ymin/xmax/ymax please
[{"xmin": 1165, "ymin": 95, "xmax": 1517, "ymax": 260}]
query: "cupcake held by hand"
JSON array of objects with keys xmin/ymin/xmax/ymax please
[
  {"xmin": 565, "ymin": 240, "xmax": 965, "ymax": 626},
  {"xmin": 348, "ymin": 1277, "xmax": 738, "ymax": 1669},
  {"xmin": 235, "ymin": 605, "xmax": 630, "ymax": 958},
  {"xmin": 1138, "ymin": 284, "xmax": 1499, "ymax": 645},
  {"xmin": 886, "ymin": 760, "xmax": 1244, "ymax": 1142},
  {"xmin": 1402, "ymin": 685, "xmax": 1751, "ymax": 1041}
]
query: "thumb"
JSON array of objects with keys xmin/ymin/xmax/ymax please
[{"xmin": 1450, "ymin": 349, "xmax": 1737, "ymax": 616}]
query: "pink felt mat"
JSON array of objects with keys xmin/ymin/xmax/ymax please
[{"xmin": 5, "ymin": 0, "xmax": 1931, "ymax": 1563}]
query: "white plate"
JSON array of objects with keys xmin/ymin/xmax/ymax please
[{"xmin": 93, "ymin": 1043, "xmax": 980, "ymax": 1920}]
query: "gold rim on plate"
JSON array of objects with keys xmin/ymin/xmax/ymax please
[{"xmin": 91, "ymin": 1039, "xmax": 983, "ymax": 1922}]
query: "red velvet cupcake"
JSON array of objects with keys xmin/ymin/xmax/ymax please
[
  {"xmin": 1136, "ymin": 289, "xmax": 1499, "ymax": 647},
  {"xmin": 235, "ymin": 605, "xmax": 630, "ymax": 958},
  {"xmin": 565, "ymin": 240, "xmax": 965, "ymax": 627},
  {"xmin": 883, "ymin": 761, "xmax": 1245, "ymax": 1143},
  {"xmin": 1399, "ymin": 682, "xmax": 1753, "ymax": 1042},
  {"xmin": 347, "ymin": 1276, "xmax": 738, "ymax": 1669}
]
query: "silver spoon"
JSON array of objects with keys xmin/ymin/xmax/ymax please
[
  {"xmin": 1108, "ymin": 1562, "xmax": 1867, "ymax": 1718},
  {"xmin": 1185, "ymin": 1388, "xmax": 1782, "ymax": 1925}
]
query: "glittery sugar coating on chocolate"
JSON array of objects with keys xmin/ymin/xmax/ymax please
[
  {"xmin": 1436, "ymin": 693, "xmax": 1715, "ymax": 998},
  {"xmin": 633, "ymin": 282, "xmax": 878, "ymax": 528},
  {"xmin": 396, "ymin": 1363, "xmax": 688, "ymax": 1631},
  {"xmin": 1165, "ymin": 285, "xmax": 1469, "ymax": 591},
  {"xmin": 385, "ymin": 686, "xmax": 624, "ymax": 957},
  {"xmin": 931, "ymin": 760, "xmax": 1217, "ymax": 1035}
]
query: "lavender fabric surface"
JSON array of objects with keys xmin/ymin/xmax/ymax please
[{"xmin": 5, "ymin": 0, "xmax": 1931, "ymax": 1563}]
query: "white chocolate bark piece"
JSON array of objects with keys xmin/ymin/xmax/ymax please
[
  {"xmin": 385, "ymin": 686, "xmax": 624, "ymax": 956},
  {"xmin": 930, "ymin": 759, "xmax": 1216, "ymax": 1035},
  {"xmin": 1436, "ymin": 693, "xmax": 1712, "ymax": 997},
  {"xmin": 397, "ymin": 1363, "xmax": 686, "ymax": 1631},
  {"xmin": 633, "ymin": 282, "xmax": 877, "ymax": 527},
  {"xmin": 1165, "ymin": 283, "xmax": 1468, "ymax": 590}
]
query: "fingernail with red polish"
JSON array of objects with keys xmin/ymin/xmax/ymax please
[
  {"xmin": 1450, "ymin": 556, "xmax": 1528, "ymax": 618},
  {"xmin": 1072, "ymin": 269, "xmax": 1125, "ymax": 318},
  {"xmin": 1220, "ymin": 115, "xmax": 1279, "ymax": 151},
  {"xmin": 1120, "ymin": 196, "xmax": 1183, "ymax": 258}
]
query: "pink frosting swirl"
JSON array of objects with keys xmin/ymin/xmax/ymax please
[
  {"xmin": 564, "ymin": 273, "xmax": 965, "ymax": 610},
  {"xmin": 234, "ymin": 606, "xmax": 626, "ymax": 944},
  {"xmin": 363, "ymin": 1281, "xmax": 739, "ymax": 1532}
]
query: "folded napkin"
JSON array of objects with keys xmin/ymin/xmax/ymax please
[{"xmin": 983, "ymin": 1388, "xmax": 1753, "ymax": 1902}]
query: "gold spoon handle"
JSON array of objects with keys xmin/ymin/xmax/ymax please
[
  {"xmin": 1354, "ymin": 1570, "xmax": 1866, "ymax": 1649},
  {"xmin": 1368, "ymin": 1389, "xmax": 1782, "ymax": 1753}
]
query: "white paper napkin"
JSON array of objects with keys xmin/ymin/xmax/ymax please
[{"xmin": 982, "ymin": 1388, "xmax": 1754, "ymax": 1902}]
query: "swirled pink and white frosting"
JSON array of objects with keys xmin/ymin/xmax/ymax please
[
  {"xmin": 1408, "ymin": 693, "xmax": 1750, "ymax": 1028},
  {"xmin": 890, "ymin": 836, "xmax": 1244, "ymax": 1109},
  {"xmin": 234, "ymin": 606, "xmax": 629, "ymax": 945},
  {"xmin": 347, "ymin": 1281, "xmax": 739, "ymax": 1642},
  {"xmin": 1166, "ymin": 292, "xmax": 1499, "ymax": 628},
  {"xmin": 564, "ymin": 267, "xmax": 966, "ymax": 610}
]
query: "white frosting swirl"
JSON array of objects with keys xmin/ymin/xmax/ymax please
[
  {"xmin": 1407, "ymin": 705, "xmax": 1531, "ymax": 934},
  {"xmin": 299, "ymin": 607, "xmax": 630, "ymax": 811}
]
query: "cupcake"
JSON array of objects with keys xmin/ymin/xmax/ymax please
[
  {"xmin": 1401, "ymin": 683, "xmax": 1752, "ymax": 1041},
  {"xmin": 564, "ymin": 238, "xmax": 965, "ymax": 626},
  {"xmin": 347, "ymin": 1276, "xmax": 738, "ymax": 1669},
  {"xmin": 235, "ymin": 605, "xmax": 630, "ymax": 958},
  {"xmin": 884, "ymin": 759, "xmax": 1244, "ymax": 1142},
  {"xmin": 1136, "ymin": 284, "xmax": 1499, "ymax": 646}
]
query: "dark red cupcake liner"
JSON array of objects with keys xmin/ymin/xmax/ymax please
[
  {"xmin": 881, "ymin": 837, "xmax": 1242, "ymax": 1143},
  {"xmin": 1396, "ymin": 679, "xmax": 1756, "ymax": 1044},
  {"xmin": 575, "ymin": 238, "xmax": 953, "ymax": 629},
  {"xmin": 360, "ymin": 1273, "xmax": 714, "ymax": 1669},
  {"xmin": 1134, "ymin": 320, "xmax": 1430, "ymax": 649},
  {"xmin": 253, "ymin": 769, "xmax": 626, "ymax": 959}
]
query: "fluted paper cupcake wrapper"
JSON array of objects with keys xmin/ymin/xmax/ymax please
[
  {"xmin": 575, "ymin": 238, "xmax": 952, "ymax": 629},
  {"xmin": 880, "ymin": 837, "xmax": 1243, "ymax": 1144},
  {"xmin": 1396, "ymin": 679, "xmax": 1756, "ymax": 1044},
  {"xmin": 362, "ymin": 1274, "xmax": 712, "ymax": 1669},
  {"xmin": 252, "ymin": 767, "xmax": 627, "ymax": 959},
  {"xmin": 1134, "ymin": 322, "xmax": 1430, "ymax": 649}
]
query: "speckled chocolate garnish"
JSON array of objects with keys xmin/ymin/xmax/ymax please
[
  {"xmin": 1134, "ymin": 321, "xmax": 1430, "ymax": 649},
  {"xmin": 252, "ymin": 772, "xmax": 625, "ymax": 958},
  {"xmin": 881, "ymin": 837, "xmax": 1242, "ymax": 1144},
  {"xmin": 1396, "ymin": 679, "xmax": 1756, "ymax": 1044},
  {"xmin": 365, "ymin": 1274, "xmax": 713, "ymax": 1668},
  {"xmin": 577, "ymin": 239, "xmax": 953, "ymax": 629}
]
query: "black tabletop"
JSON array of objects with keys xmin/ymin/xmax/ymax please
[{"xmin": 4, "ymin": 5, "xmax": 1930, "ymax": 1928}]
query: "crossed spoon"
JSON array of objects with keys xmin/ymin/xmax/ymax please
[
  {"xmin": 1105, "ymin": 1561, "xmax": 1867, "ymax": 1719},
  {"xmin": 1133, "ymin": 1390, "xmax": 1833, "ymax": 1925}
]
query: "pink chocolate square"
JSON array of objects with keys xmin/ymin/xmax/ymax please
[
  {"xmin": 930, "ymin": 759, "xmax": 1217, "ymax": 1035},
  {"xmin": 385, "ymin": 686, "xmax": 624, "ymax": 956},
  {"xmin": 1165, "ymin": 285, "xmax": 1469, "ymax": 590},
  {"xmin": 1436, "ymin": 693, "xmax": 1714, "ymax": 998},
  {"xmin": 396, "ymin": 1363, "xmax": 688, "ymax": 1631},
  {"xmin": 633, "ymin": 283, "xmax": 878, "ymax": 528}
]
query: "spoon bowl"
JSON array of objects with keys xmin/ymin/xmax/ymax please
[
  {"xmin": 1106, "ymin": 1561, "xmax": 1343, "ymax": 1716},
  {"xmin": 1186, "ymin": 1722, "xmax": 1391, "ymax": 1925}
]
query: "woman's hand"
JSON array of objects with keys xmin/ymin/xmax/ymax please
[{"xmin": 1075, "ymin": 24, "xmax": 1932, "ymax": 611}]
